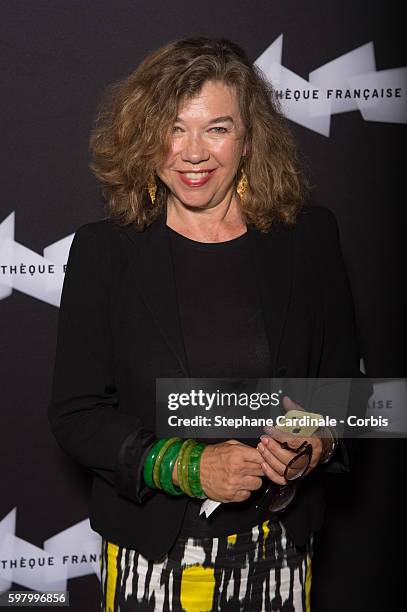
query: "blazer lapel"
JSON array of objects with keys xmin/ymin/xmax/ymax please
[
  {"xmin": 120, "ymin": 210, "xmax": 294, "ymax": 379},
  {"xmin": 247, "ymin": 222, "xmax": 294, "ymax": 377},
  {"xmin": 120, "ymin": 210, "xmax": 191, "ymax": 377}
]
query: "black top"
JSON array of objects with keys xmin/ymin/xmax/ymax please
[{"xmin": 167, "ymin": 224, "xmax": 276, "ymax": 537}]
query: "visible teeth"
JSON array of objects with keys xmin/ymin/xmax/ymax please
[{"xmin": 184, "ymin": 172, "xmax": 209, "ymax": 179}]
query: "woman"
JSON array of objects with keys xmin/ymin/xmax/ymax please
[{"xmin": 49, "ymin": 38, "xmax": 362, "ymax": 611}]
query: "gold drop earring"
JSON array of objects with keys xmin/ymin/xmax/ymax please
[
  {"xmin": 236, "ymin": 168, "xmax": 248, "ymax": 202},
  {"xmin": 147, "ymin": 179, "xmax": 157, "ymax": 204}
]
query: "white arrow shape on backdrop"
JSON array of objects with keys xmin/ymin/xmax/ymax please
[
  {"xmin": 255, "ymin": 36, "xmax": 407, "ymax": 135},
  {"xmin": 0, "ymin": 509, "xmax": 101, "ymax": 593},
  {"xmin": 309, "ymin": 41, "xmax": 376, "ymax": 115},
  {"xmin": 255, "ymin": 34, "xmax": 331, "ymax": 136},
  {"xmin": 350, "ymin": 67, "xmax": 407, "ymax": 123},
  {"xmin": 0, "ymin": 212, "xmax": 74, "ymax": 307}
]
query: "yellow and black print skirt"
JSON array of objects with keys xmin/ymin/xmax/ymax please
[{"xmin": 100, "ymin": 520, "xmax": 312, "ymax": 612}]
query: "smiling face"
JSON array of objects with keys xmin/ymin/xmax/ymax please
[{"xmin": 156, "ymin": 80, "xmax": 247, "ymax": 211}]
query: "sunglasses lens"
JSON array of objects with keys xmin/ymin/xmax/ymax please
[
  {"xmin": 268, "ymin": 485, "xmax": 296, "ymax": 512},
  {"xmin": 285, "ymin": 453, "xmax": 310, "ymax": 481}
]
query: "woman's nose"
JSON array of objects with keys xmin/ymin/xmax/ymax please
[{"xmin": 181, "ymin": 133, "xmax": 210, "ymax": 164}]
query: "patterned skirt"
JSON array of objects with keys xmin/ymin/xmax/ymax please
[{"xmin": 100, "ymin": 520, "xmax": 312, "ymax": 612}]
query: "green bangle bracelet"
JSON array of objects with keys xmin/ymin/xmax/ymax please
[
  {"xmin": 177, "ymin": 439, "xmax": 193, "ymax": 494},
  {"xmin": 153, "ymin": 437, "xmax": 181, "ymax": 489},
  {"xmin": 176, "ymin": 439, "xmax": 194, "ymax": 491},
  {"xmin": 188, "ymin": 443, "xmax": 206, "ymax": 498},
  {"xmin": 177, "ymin": 439, "xmax": 195, "ymax": 495},
  {"xmin": 188, "ymin": 443, "xmax": 207, "ymax": 498},
  {"xmin": 181, "ymin": 440, "xmax": 197, "ymax": 497},
  {"xmin": 159, "ymin": 440, "xmax": 184, "ymax": 496},
  {"xmin": 143, "ymin": 438, "xmax": 168, "ymax": 489}
]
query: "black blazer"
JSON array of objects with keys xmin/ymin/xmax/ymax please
[{"xmin": 48, "ymin": 205, "xmax": 364, "ymax": 560}]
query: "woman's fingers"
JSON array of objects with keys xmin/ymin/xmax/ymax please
[
  {"xmin": 259, "ymin": 462, "xmax": 286, "ymax": 486},
  {"xmin": 225, "ymin": 439, "xmax": 265, "ymax": 465},
  {"xmin": 257, "ymin": 440, "xmax": 287, "ymax": 477},
  {"xmin": 200, "ymin": 441, "xmax": 271, "ymax": 502},
  {"xmin": 258, "ymin": 436, "xmax": 303, "ymax": 466},
  {"xmin": 239, "ymin": 475, "xmax": 264, "ymax": 491},
  {"xmin": 233, "ymin": 489, "xmax": 252, "ymax": 502},
  {"xmin": 240, "ymin": 463, "xmax": 265, "ymax": 478},
  {"xmin": 257, "ymin": 434, "xmax": 324, "ymax": 481},
  {"xmin": 242, "ymin": 447, "xmax": 265, "ymax": 465},
  {"xmin": 257, "ymin": 436, "xmax": 312, "ymax": 484}
]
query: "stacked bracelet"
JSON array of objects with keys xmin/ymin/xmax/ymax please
[
  {"xmin": 188, "ymin": 443, "xmax": 206, "ymax": 498},
  {"xmin": 153, "ymin": 437, "xmax": 180, "ymax": 488},
  {"xmin": 178, "ymin": 439, "xmax": 195, "ymax": 496},
  {"xmin": 159, "ymin": 440, "xmax": 183, "ymax": 495},
  {"xmin": 177, "ymin": 439, "xmax": 207, "ymax": 499},
  {"xmin": 143, "ymin": 439, "xmax": 168, "ymax": 489},
  {"xmin": 142, "ymin": 437, "xmax": 207, "ymax": 498},
  {"xmin": 143, "ymin": 437, "xmax": 183, "ymax": 496}
]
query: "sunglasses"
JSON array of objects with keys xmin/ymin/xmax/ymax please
[{"xmin": 255, "ymin": 439, "xmax": 313, "ymax": 513}]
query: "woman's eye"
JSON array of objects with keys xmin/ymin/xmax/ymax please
[{"xmin": 171, "ymin": 126, "xmax": 228, "ymax": 135}]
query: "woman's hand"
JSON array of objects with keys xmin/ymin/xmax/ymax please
[
  {"xmin": 256, "ymin": 434, "xmax": 323, "ymax": 485},
  {"xmin": 256, "ymin": 396, "xmax": 324, "ymax": 486},
  {"xmin": 185, "ymin": 439, "xmax": 264, "ymax": 503}
]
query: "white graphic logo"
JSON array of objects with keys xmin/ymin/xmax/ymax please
[
  {"xmin": 0, "ymin": 509, "xmax": 101, "ymax": 593},
  {"xmin": 0, "ymin": 212, "xmax": 73, "ymax": 307},
  {"xmin": 255, "ymin": 35, "xmax": 407, "ymax": 136}
]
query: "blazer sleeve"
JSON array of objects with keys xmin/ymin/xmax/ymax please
[
  {"xmin": 48, "ymin": 223, "xmax": 156, "ymax": 504},
  {"xmin": 309, "ymin": 207, "xmax": 373, "ymax": 473}
]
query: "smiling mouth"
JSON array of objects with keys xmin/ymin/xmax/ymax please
[
  {"xmin": 178, "ymin": 168, "xmax": 216, "ymax": 178},
  {"xmin": 183, "ymin": 171, "xmax": 211, "ymax": 179},
  {"xmin": 177, "ymin": 169, "xmax": 216, "ymax": 187}
]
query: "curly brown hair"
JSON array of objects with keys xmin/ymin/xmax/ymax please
[{"xmin": 89, "ymin": 37, "xmax": 308, "ymax": 231}]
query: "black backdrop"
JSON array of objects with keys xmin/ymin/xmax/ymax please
[{"xmin": 1, "ymin": 1, "xmax": 405, "ymax": 610}]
